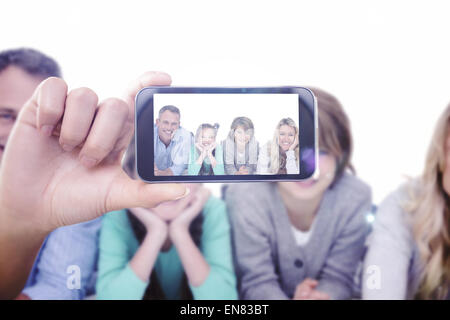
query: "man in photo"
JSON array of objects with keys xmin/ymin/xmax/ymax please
[{"xmin": 154, "ymin": 105, "xmax": 193, "ymax": 176}]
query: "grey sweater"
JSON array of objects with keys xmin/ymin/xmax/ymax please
[
  {"xmin": 225, "ymin": 173, "xmax": 372, "ymax": 300},
  {"xmin": 362, "ymin": 183, "xmax": 424, "ymax": 299}
]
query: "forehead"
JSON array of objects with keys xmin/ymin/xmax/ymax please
[
  {"xmin": 235, "ymin": 125, "xmax": 250, "ymax": 132},
  {"xmin": 279, "ymin": 124, "xmax": 295, "ymax": 132},
  {"xmin": 0, "ymin": 66, "xmax": 43, "ymax": 113},
  {"xmin": 201, "ymin": 128, "xmax": 216, "ymax": 137},
  {"xmin": 159, "ymin": 110, "xmax": 180, "ymax": 121}
]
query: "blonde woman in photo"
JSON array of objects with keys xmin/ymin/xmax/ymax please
[
  {"xmin": 363, "ymin": 104, "xmax": 450, "ymax": 300},
  {"xmin": 257, "ymin": 118, "xmax": 300, "ymax": 175}
]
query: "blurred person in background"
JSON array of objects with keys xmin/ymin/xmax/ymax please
[
  {"xmin": 226, "ymin": 88, "xmax": 372, "ymax": 300},
  {"xmin": 96, "ymin": 142, "xmax": 237, "ymax": 299},
  {"xmin": 363, "ymin": 103, "xmax": 450, "ymax": 300}
]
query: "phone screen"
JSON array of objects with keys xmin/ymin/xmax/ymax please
[{"xmin": 135, "ymin": 87, "xmax": 317, "ymax": 183}]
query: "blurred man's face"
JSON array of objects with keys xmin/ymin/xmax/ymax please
[{"xmin": 0, "ymin": 66, "xmax": 43, "ymax": 162}]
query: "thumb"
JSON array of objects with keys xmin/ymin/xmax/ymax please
[{"xmin": 107, "ymin": 170, "xmax": 189, "ymax": 211}]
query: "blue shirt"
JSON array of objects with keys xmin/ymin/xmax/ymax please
[
  {"xmin": 154, "ymin": 125, "xmax": 193, "ymax": 175},
  {"xmin": 23, "ymin": 218, "xmax": 102, "ymax": 300}
]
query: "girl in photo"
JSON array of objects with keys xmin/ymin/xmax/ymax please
[
  {"xmin": 223, "ymin": 117, "xmax": 259, "ymax": 175},
  {"xmin": 256, "ymin": 118, "xmax": 300, "ymax": 174},
  {"xmin": 188, "ymin": 123, "xmax": 225, "ymax": 176},
  {"xmin": 226, "ymin": 88, "xmax": 372, "ymax": 300},
  {"xmin": 363, "ymin": 104, "xmax": 450, "ymax": 300},
  {"xmin": 96, "ymin": 144, "xmax": 237, "ymax": 300}
]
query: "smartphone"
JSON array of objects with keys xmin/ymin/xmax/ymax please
[{"xmin": 135, "ymin": 87, "xmax": 318, "ymax": 183}]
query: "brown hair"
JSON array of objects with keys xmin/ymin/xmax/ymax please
[
  {"xmin": 405, "ymin": 104, "xmax": 450, "ymax": 299},
  {"xmin": 309, "ymin": 87, "xmax": 355, "ymax": 184}
]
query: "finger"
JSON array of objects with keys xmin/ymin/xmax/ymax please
[
  {"xmin": 294, "ymin": 287, "xmax": 312, "ymax": 300},
  {"xmin": 309, "ymin": 291, "xmax": 330, "ymax": 300},
  {"xmin": 35, "ymin": 77, "xmax": 68, "ymax": 135},
  {"xmin": 124, "ymin": 71, "xmax": 172, "ymax": 110},
  {"xmin": 304, "ymin": 278, "xmax": 319, "ymax": 287},
  {"xmin": 79, "ymin": 98, "xmax": 128, "ymax": 167},
  {"xmin": 294, "ymin": 284, "xmax": 311, "ymax": 298},
  {"xmin": 107, "ymin": 171, "xmax": 189, "ymax": 211},
  {"xmin": 59, "ymin": 87, "xmax": 98, "ymax": 152},
  {"xmin": 115, "ymin": 71, "xmax": 173, "ymax": 160}
]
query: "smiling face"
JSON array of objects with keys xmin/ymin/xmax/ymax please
[
  {"xmin": 0, "ymin": 66, "xmax": 44, "ymax": 162},
  {"xmin": 278, "ymin": 124, "xmax": 296, "ymax": 152},
  {"xmin": 156, "ymin": 110, "xmax": 180, "ymax": 145},
  {"xmin": 199, "ymin": 127, "xmax": 216, "ymax": 148},
  {"xmin": 234, "ymin": 125, "xmax": 251, "ymax": 146},
  {"xmin": 278, "ymin": 151, "xmax": 337, "ymax": 200}
]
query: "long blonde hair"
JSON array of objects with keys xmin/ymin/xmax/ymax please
[
  {"xmin": 405, "ymin": 104, "xmax": 450, "ymax": 300},
  {"xmin": 268, "ymin": 118, "xmax": 300, "ymax": 174}
]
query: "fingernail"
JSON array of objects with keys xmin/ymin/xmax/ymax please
[
  {"xmin": 40, "ymin": 125, "xmax": 54, "ymax": 137},
  {"xmin": 61, "ymin": 144, "xmax": 75, "ymax": 152},
  {"xmin": 174, "ymin": 187, "xmax": 190, "ymax": 200},
  {"xmin": 80, "ymin": 156, "xmax": 97, "ymax": 167}
]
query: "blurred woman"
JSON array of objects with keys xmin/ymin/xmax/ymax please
[
  {"xmin": 96, "ymin": 143, "xmax": 237, "ymax": 300},
  {"xmin": 257, "ymin": 117, "xmax": 299, "ymax": 174},
  {"xmin": 363, "ymin": 104, "xmax": 450, "ymax": 300},
  {"xmin": 226, "ymin": 88, "xmax": 372, "ymax": 300},
  {"xmin": 188, "ymin": 123, "xmax": 224, "ymax": 176},
  {"xmin": 223, "ymin": 117, "xmax": 259, "ymax": 175}
]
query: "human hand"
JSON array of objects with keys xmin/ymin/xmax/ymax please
[
  {"xmin": 289, "ymin": 134, "xmax": 299, "ymax": 151},
  {"xmin": 206, "ymin": 142, "xmax": 217, "ymax": 155},
  {"xmin": 293, "ymin": 278, "xmax": 330, "ymax": 300},
  {"xmin": 195, "ymin": 142, "xmax": 207, "ymax": 156},
  {"xmin": 130, "ymin": 207, "xmax": 169, "ymax": 243},
  {"xmin": 237, "ymin": 166, "xmax": 249, "ymax": 175},
  {"xmin": 0, "ymin": 72, "xmax": 187, "ymax": 234},
  {"xmin": 169, "ymin": 187, "xmax": 210, "ymax": 237}
]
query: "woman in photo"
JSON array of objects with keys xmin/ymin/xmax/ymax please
[
  {"xmin": 226, "ymin": 88, "xmax": 372, "ymax": 300},
  {"xmin": 256, "ymin": 117, "xmax": 300, "ymax": 174},
  {"xmin": 188, "ymin": 123, "xmax": 225, "ymax": 176},
  {"xmin": 223, "ymin": 117, "xmax": 259, "ymax": 175},
  {"xmin": 363, "ymin": 104, "xmax": 450, "ymax": 300},
  {"xmin": 96, "ymin": 144, "xmax": 237, "ymax": 300}
]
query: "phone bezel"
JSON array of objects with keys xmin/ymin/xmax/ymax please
[{"xmin": 135, "ymin": 86, "xmax": 318, "ymax": 183}]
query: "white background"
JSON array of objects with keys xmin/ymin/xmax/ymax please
[
  {"xmin": 154, "ymin": 93, "xmax": 299, "ymax": 144},
  {"xmin": 2, "ymin": 0, "xmax": 450, "ymax": 202}
]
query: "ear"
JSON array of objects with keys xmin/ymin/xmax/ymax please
[{"xmin": 156, "ymin": 118, "xmax": 160, "ymax": 126}]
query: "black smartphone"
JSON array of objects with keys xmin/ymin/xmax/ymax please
[{"xmin": 135, "ymin": 87, "xmax": 318, "ymax": 183}]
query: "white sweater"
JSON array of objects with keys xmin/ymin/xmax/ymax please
[{"xmin": 256, "ymin": 142, "xmax": 299, "ymax": 174}]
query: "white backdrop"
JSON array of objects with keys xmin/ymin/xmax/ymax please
[
  {"xmin": 154, "ymin": 93, "xmax": 299, "ymax": 145},
  {"xmin": 2, "ymin": 0, "xmax": 450, "ymax": 202}
]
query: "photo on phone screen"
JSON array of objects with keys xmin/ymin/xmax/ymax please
[{"xmin": 135, "ymin": 87, "xmax": 317, "ymax": 183}]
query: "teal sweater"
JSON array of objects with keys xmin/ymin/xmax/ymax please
[
  {"xmin": 188, "ymin": 144, "xmax": 225, "ymax": 175},
  {"xmin": 96, "ymin": 196, "xmax": 238, "ymax": 300}
]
